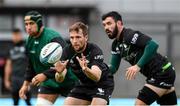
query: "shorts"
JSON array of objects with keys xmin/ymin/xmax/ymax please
[
  {"xmin": 38, "ymin": 85, "xmax": 74, "ymax": 97},
  {"xmin": 145, "ymin": 56, "xmax": 176, "ymax": 89},
  {"xmin": 67, "ymin": 85, "xmax": 114, "ymax": 104}
]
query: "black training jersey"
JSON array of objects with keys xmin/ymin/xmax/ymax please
[
  {"xmin": 61, "ymin": 42, "xmax": 114, "ymax": 88},
  {"xmin": 7, "ymin": 41, "xmax": 28, "ymax": 78},
  {"xmin": 111, "ymin": 28, "xmax": 169, "ymax": 77},
  {"xmin": 111, "ymin": 28, "xmax": 151, "ymax": 64}
]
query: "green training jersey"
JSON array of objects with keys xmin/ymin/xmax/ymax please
[{"xmin": 26, "ymin": 27, "xmax": 78, "ymax": 88}]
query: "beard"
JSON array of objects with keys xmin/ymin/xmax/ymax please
[
  {"xmin": 73, "ymin": 43, "xmax": 86, "ymax": 53},
  {"xmin": 106, "ymin": 25, "xmax": 118, "ymax": 39}
]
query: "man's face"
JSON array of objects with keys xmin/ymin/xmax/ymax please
[
  {"xmin": 24, "ymin": 20, "xmax": 38, "ymax": 37},
  {"xmin": 70, "ymin": 29, "xmax": 87, "ymax": 52},
  {"xmin": 102, "ymin": 17, "xmax": 119, "ymax": 39},
  {"xmin": 12, "ymin": 32, "xmax": 23, "ymax": 44}
]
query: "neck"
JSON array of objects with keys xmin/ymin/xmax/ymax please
[
  {"xmin": 77, "ymin": 42, "xmax": 87, "ymax": 53},
  {"xmin": 33, "ymin": 27, "xmax": 44, "ymax": 38},
  {"xmin": 116, "ymin": 26, "xmax": 124, "ymax": 40}
]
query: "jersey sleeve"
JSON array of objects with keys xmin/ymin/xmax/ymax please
[
  {"xmin": 124, "ymin": 31, "xmax": 152, "ymax": 48},
  {"xmin": 109, "ymin": 40, "xmax": 121, "ymax": 74},
  {"xmin": 90, "ymin": 46, "xmax": 105, "ymax": 69},
  {"xmin": 60, "ymin": 46, "xmax": 69, "ymax": 61},
  {"xmin": 24, "ymin": 58, "xmax": 36, "ymax": 81},
  {"xmin": 50, "ymin": 36, "xmax": 67, "ymax": 48}
]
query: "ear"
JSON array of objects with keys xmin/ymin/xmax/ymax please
[
  {"xmin": 85, "ymin": 35, "xmax": 88, "ymax": 41},
  {"xmin": 117, "ymin": 20, "xmax": 122, "ymax": 26}
]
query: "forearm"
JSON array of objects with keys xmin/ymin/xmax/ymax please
[
  {"xmin": 137, "ymin": 40, "xmax": 159, "ymax": 68},
  {"xmin": 4, "ymin": 59, "xmax": 12, "ymax": 81},
  {"xmin": 83, "ymin": 66, "xmax": 101, "ymax": 82},
  {"xmin": 22, "ymin": 80, "xmax": 31, "ymax": 86},
  {"xmin": 109, "ymin": 54, "xmax": 121, "ymax": 74},
  {"xmin": 43, "ymin": 69, "xmax": 56, "ymax": 79},
  {"xmin": 24, "ymin": 62, "xmax": 36, "ymax": 82}
]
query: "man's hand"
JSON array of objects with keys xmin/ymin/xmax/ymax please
[
  {"xmin": 4, "ymin": 80, "xmax": 11, "ymax": 90},
  {"xmin": 54, "ymin": 60, "xmax": 69, "ymax": 73},
  {"xmin": 31, "ymin": 73, "xmax": 47, "ymax": 86},
  {"xmin": 76, "ymin": 53, "xmax": 87, "ymax": 71},
  {"xmin": 125, "ymin": 64, "xmax": 141, "ymax": 80},
  {"xmin": 19, "ymin": 81, "xmax": 30, "ymax": 100}
]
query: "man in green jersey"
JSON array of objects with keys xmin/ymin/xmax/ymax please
[{"xmin": 19, "ymin": 10, "xmax": 78, "ymax": 105}]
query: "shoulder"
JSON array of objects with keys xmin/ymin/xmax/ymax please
[
  {"xmin": 123, "ymin": 28, "xmax": 148, "ymax": 43},
  {"xmin": 123, "ymin": 28, "xmax": 137, "ymax": 41},
  {"xmin": 43, "ymin": 27, "xmax": 61, "ymax": 38},
  {"xmin": 88, "ymin": 42, "xmax": 102, "ymax": 52},
  {"xmin": 87, "ymin": 42, "xmax": 103, "ymax": 55}
]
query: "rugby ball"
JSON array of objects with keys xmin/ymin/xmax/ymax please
[{"xmin": 40, "ymin": 42, "xmax": 62, "ymax": 65}]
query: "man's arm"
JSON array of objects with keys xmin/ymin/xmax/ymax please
[
  {"xmin": 24, "ymin": 60, "xmax": 36, "ymax": 82},
  {"xmin": 42, "ymin": 36, "xmax": 67, "ymax": 78},
  {"xmin": 82, "ymin": 65, "xmax": 102, "ymax": 82},
  {"xmin": 137, "ymin": 40, "xmax": 159, "ymax": 68},
  {"xmin": 4, "ymin": 59, "xmax": 12, "ymax": 90},
  {"xmin": 109, "ymin": 54, "xmax": 121, "ymax": 74}
]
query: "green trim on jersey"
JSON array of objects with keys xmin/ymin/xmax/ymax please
[
  {"xmin": 26, "ymin": 27, "xmax": 78, "ymax": 88},
  {"xmin": 109, "ymin": 54, "xmax": 121, "ymax": 74}
]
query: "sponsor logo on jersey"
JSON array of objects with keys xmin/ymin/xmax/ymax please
[
  {"xmin": 131, "ymin": 33, "xmax": 139, "ymax": 44},
  {"xmin": 160, "ymin": 82, "xmax": 172, "ymax": 87},
  {"xmin": 30, "ymin": 50, "xmax": 35, "ymax": 54},
  {"xmin": 97, "ymin": 88, "xmax": 105, "ymax": 95},
  {"xmin": 148, "ymin": 77, "xmax": 155, "ymax": 83},
  {"xmin": 94, "ymin": 55, "xmax": 103, "ymax": 60},
  {"xmin": 34, "ymin": 41, "xmax": 39, "ymax": 44}
]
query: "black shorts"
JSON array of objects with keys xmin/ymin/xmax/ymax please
[
  {"xmin": 38, "ymin": 85, "xmax": 74, "ymax": 97},
  {"xmin": 146, "ymin": 64, "xmax": 176, "ymax": 89},
  {"xmin": 67, "ymin": 85, "xmax": 114, "ymax": 104}
]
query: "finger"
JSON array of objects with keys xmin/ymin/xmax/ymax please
[
  {"xmin": 125, "ymin": 71, "xmax": 130, "ymax": 80},
  {"xmin": 36, "ymin": 82, "xmax": 41, "ymax": 86},
  {"xmin": 19, "ymin": 91, "xmax": 27, "ymax": 99},
  {"xmin": 81, "ymin": 53, "xmax": 85, "ymax": 59},
  {"xmin": 64, "ymin": 60, "xmax": 69, "ymax": 65},
  {"xmin": 23, "ymin": 94, "xmax": 27, "ymax": 100},
  {"xmin": 32, "ymin": 78, "xmax": 39, "ymax": 86},
  {"xmin": 76, "ymin": 56, "xmax": 81, "ymax": 63},
  {"xmin": 125, "ymin": 69, "xmax": 129, "ymax": 79},
  {"xmin": 128, "ymin": 70, "xmax": 134, "ymax": 80},
  {"xmin": 131, "ymin": 71, "xmax": 137, "ymax": 79},
  {"xmin": 126, "ymin": 70, "xmax": 132, "ymax": 80}
]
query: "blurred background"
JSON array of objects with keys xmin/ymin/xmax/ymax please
[{"xmin": 0, "ymin": 0, "xmax": 180, "ymax": 104}]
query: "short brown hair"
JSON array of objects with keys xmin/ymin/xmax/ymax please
[{"xmin": 69, "ymin": 22, "xmax": 88, "ymax": 36}]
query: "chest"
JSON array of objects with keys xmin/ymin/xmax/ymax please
[
  {"xmin": 68, "ymin": 53, "xmax": 91, "ymax": 73},
  {"xmin": 114, "ymin": 42, "xmax": 140, "ymax": 61},
  {"xmin": 27, "ymin": 38, "xmax": 49, "ymax": 58},
  {"xmin": 10, "ymin": 46, "xmax": 26, "ymax": 60}
]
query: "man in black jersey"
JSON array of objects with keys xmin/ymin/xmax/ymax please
[
  {"xmin": 101, "ymin": 11, "xmax": 177, "ymax": 105},
  {"xmin": 54, "ymin": 22, "xmax": 114, "ymax": 105},
  {"xmin": 4, "ymin": 28, "xmax": 32, "ymax": 106}
]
